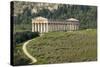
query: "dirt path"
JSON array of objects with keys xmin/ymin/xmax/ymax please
[{"xmin": 22, "ymin": 39, "xmax": 37, "ymax": 64}]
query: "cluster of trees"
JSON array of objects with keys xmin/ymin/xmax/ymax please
[
  {"xmin": 12, "ymin": 2, "xmax": 97, "ymax": 29},
  {"xmin": 13, "ymin": 31, "xmax": 39, "ymax": 45}
]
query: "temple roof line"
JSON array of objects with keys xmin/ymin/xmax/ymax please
[{"xmin": 32, "ymin": 17, "xmax": 79, "ymax": 23}]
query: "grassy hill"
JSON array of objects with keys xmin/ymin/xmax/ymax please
[
  {"xmin": 14, "ymin": 29, "xmax": 97, "ymax": 65},
  {"xmin": 27, "ymin": 29, "xmax": 97, "ymax": 64}
]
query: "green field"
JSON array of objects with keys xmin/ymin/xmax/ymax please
[{"xmin": 14, "ymin": 29, "xmax": 97, "ymax": 65}]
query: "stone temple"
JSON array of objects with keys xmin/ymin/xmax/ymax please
[{"xmin": 32, "ymin": 16, "xmax": 79, "ymax": 33}]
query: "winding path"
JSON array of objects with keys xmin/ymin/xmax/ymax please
[{"xmin": 22, "ymin": 39, "xmax": 37, "ymax": 64}]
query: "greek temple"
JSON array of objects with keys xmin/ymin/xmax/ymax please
[{"xmin": 32, "ymin": 16, "xmax": 79, "ymax": 33}]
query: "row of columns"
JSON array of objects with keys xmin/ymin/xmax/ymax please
[
  {"xmin": 48, "ymin": 23, "xmax": 79, "ymax": 32},
  {"xmin": 32, "ymin": 23, "xmax": 79, "ymax": 33},
  {"xmin": 32, "ymin": 23, "xmax": 48, "ymax": 33},
  {"xmin": 67, "ymin": 24, "xmax": 79, "ymax": 31},
  {"xmin": 48, "ymin": 23, "xmax": 67, "ymax": 32}
]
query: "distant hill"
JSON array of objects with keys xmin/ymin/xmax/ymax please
[
  {"xmin": 11, "ymin": 1, "xmax": 97, "ymax": 29},
  {"xmin": 13, "ymin": 1, "xmax": 60, "ymax": 16}
]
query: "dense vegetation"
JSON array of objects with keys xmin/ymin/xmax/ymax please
[
  {"xmin": 13, "ymin": 31, "xmax": 39, "ymax": 45},
  {"xmin": 14, "ymin": 29, "xmax": 97, "ymax": 65},
  {"xmin": 12, "ymin": 1, "xmax": 97, "ymax": 31}
]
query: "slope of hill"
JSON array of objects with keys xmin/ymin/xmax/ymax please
[
  {"xmin": 13, "ymin": 29, "xmax": 97, "ymax": 65},
  {"xmin": 26, "ymin": 29, "xmax": 97, "ymax": 64}
]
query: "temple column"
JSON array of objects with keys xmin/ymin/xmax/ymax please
[
  {"xmin": 77, "ymin": 24, "xmax": 79, "ymax": 30},
  {"xmin": 63, "ymin": 23, "xmax": 65, "ymax": 31},
  {"xmin": 50, "ymin": 23, "xmax": 52, "ymax": 32},
  {"xmin": 59, "ymin": 23, "xmax": 60, "ymax": 31},
  {"xmin": 64, "ymin": 24, "xmax": 65, "ymax": 31},
  {"xmin": 62, "ymin": 24, "xmax": 64, "ymax": 31},
  {"xmin": 35, "ymin": 23, "xmax": 37, "ymax": 32},
  {"xmin": 46, "ymin": 23, "xmax": 48, "ymax": 32},
  {"xmin": 55, "ymin": 23, "xmax": 57, "ymax": 31},
  {"xmin": 68, "ymin": 24, "xmax": 69, "ymax": 31},
  {"xmin": 56, "ymin": 23, "xmax": 57, "ymax": 31},
  {"xmin": 57, "ymin": 23, "xmax": 58, "ymax": 31},
  {"xmin": 42, "ymin": 23, "xmax": 44, "ymax": 32},
  {"xmin": 53, "ymin": 23, "xmax": 55, "ymax": 31},
  {"xmin": 75, "ymin": 25, "xmax": 76, "ymax": 30},
  {"xmin": 54, "ymin": 23, "xmax": 56, "ymax": 31},
  {"xmin": 58, "ymin": 23, "xmax": 60, "ymax": 31},
  {"xmin": 52, "ymin": 23, "xmax": 54, "ymax": 31},
  {"xmin": 41, "ymin": 23, "xmax": 42, "ymax": 33},
  {"xmin": 37, "ymin": 23, "xmax": 39, "ymax": 32},
  {"xmin": 74, "ymin": 25, "xmax": 76, "ymax": 31},
  {"xmin": 69, "ymin": 24, "xmax": 70, "ymax": 31},
  {"xmin": 76, "ymin": 25, "xmax": 78, "ymax": 30},
  {"xmin": 60, "ymin": 23, "xmax": 62, "ymax": 31},
  {"xmin": 49, "ymin": 23, "xmax": 51, "ymax": 32},
  {"xmin": 51, "ymin": 23, "xmax": 52, "ymax": 31},
  {"xmin": 71, "ymin": 24, "xmax": 73, "ymax": 30},
  {"xmin": 62, "ymin": 23, "xmax": 64, "ymax": 31},
  {"xmin": 44, "ymin": 23, "xmax": 45, "ymax": 32},
  {"xmin": 70, "ymin": 24, "xmax": 71, "ymax": 31},
  {"xmin": 39, "ymin": 23, "xmax": 40, "ymax": 32},
  {"xmin": 58, "ymin": 23, "xmax": 59, "ymax": 31},
  {"xmin": 65, "ymin": 24, "xmax": 67, "ymax": 31},
  {"xmin": 60, "ymin": 24, "xmax": 62, "ymax": 31},
  {"xmin": 51, "ymin": 23, "xmax": 54, "ymax": 31},
  {"xmin": 67, "ymin": 24, "xmax": 70, "ymax": 31},
  {"xmin": 54, "ymin": 23, "xmax": 55, "ymax": 31},
  {"xmin": 63, "ymin": 24, "xmax": 64, "ymax": 31},
  {"xmin": 73, "ymin": 25, "xmax": 74, "ymax": 31},
  {"xmin": 73, "ymin": 25, "xmax": 75, "ymax": 31},
  {"xmin": 70, "ymin": 24, "xmax": 72, "ymax": 31},
  {"xmin": 53, "ymin": 23, "xmax": 54, "ymax": 31},
  {"xmin": 66, "ymin": 24, "xmax": 67, "ymax": 31},
  {"xmin": 45, "ymin": 23, "xmax": 47, "ymax": 32}
]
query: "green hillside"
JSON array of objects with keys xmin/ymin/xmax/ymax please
[
  {"xmin": 26, "ymin": 29, "xmax": 97, "ymax": 64},
  {"xmin": 13, "ymin": 29, "xmax": 97, "ymax": 65}
]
